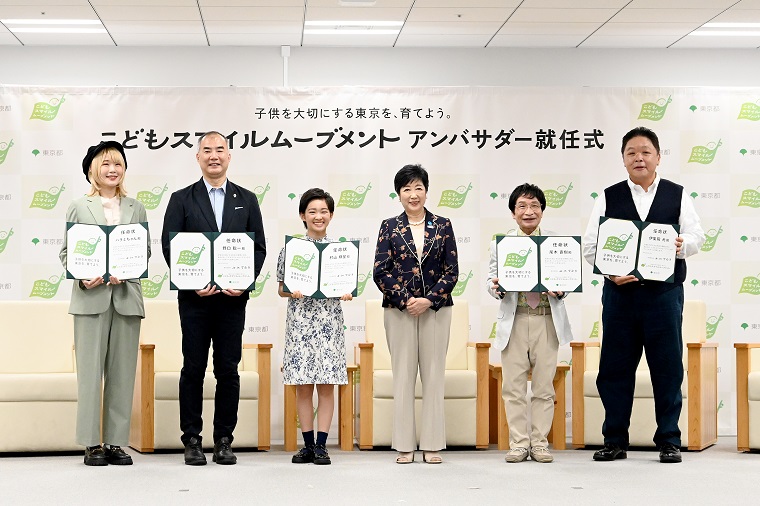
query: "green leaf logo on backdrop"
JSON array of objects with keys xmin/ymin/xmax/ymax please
[
  {"xmin": 738, "ymin": 187, "xmax": 760, "ymax": 208},
  {"xmin": 0, "ymin": 139, "xmax": 14, "ymax": 165},
  {"xmin": 700, "ymin": 226, "xmax": 723, "ymax": 252},
  {"xmin": 176, "ymin": 245, "xmax": 205, "ymax": 266},
  {"xmin": 706, "ymin": 313, "xmax": 724, "ymax": 340},
  {"xmin": 73, "ymin": 236, "xmax": 101, "ymax": 256},
  {"xmin": 637, "ymin": 96, "xmax": 672, "ymax": 121},
  {"xmin": 249, "ymin": 272, "xmax": 271, "ymax": 298},
  {"xmin": 140, "ymin": 273, "xmax": 168, "ymax": 298},
  {"xmin": 254, "ymin": 183, "xmax": 271, "ymax": 206},
  {"xmin": 602, "ymin": 233, "xmax": 633, "ymax": 253},
  {"xmin": 29, "ymin": 95, "xmax": 66, "ymax": 121},
  {"xmin": 488, "ymin": 322, "xmax": 497, "ymax": 340},
  {"xmin": 290, "ymin": 253, "xmax": 315, "ymax": 271},
  {"xmin": 357, "ymin": 270, "xmax": 372, "ymax": 296},
  {"xmin": 503, "ymin": 248, "xmax": 532, "ymax": 268},
  {"xmin": 337, "ymin": 182, "xmax": 372, "ymax": 208},
  {"xmin": 589, "ymin": 321, "xmax": 599, "ymax": 339},
  {"xmin": 29, "ymin": 184, "xmax": 66, "ymax": 210},
  {"xmin": 439, "ymin": 183, "xmax": 473, "ymax": 208},
  {"xmin": 687, "ymin": 139, "xmax": 722, "ymax": 164},
  {"xmin": 739, "ymin": 274, "xmax": 760, "ymax": 295},
  {"xmin": 30, "ymin": 273, "xmax": 65, "ymax": 298},
  {"xmin": 451, "ymin": 270, "xmax": 473, "ymax": 296},
  {"xmin": 737, "ymin": 101, "xmax": 760, "ymax": 121},
  {"xmin": 544, "ymin": 183, "xmax": 573, "ymax": 208},
  {"xmin": 136, "ymin": 184, "xmax": 169, "ymax": 210},
  {"xmin": 0, "ymin": 228, "xmax": 13, "ymax": 254}
]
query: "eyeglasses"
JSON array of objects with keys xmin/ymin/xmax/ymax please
[{"xmin": 515, "ymin": 203, "xmax": 542, "ymax": 212}]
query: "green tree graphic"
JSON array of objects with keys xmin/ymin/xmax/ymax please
[
  {"xmin": 249, "ymin": 272, "xmax": 271, "ymax": 298},
  {"xmin": 30, "ymin": 273, "xmax": 65, "ymax": 298},
  {"xmin": 687, "ymin": 140, "xmax": 722, "ymax": 164},
  {"xmin": 737, "ymin": 101, "xmax": 760, "ymax": 121},
  {"xmin": 438, "ymin": 183, "xmax": 473, "ymax": 209},
  {"xmin": 700, "ymin": 226, "xmax": 723, "ymax": 252},
  {"xmin": 0, "ymin": 139, "xmax": 14, "ymax": 165},
  {"xmin": 637, "ymin": 96, "xmax": 672, "ymax": 121},
  {"xmin": 544, "ymin": 183, "xmax": 573, "ymax": 208},
  {"xmin": 136, "ymin": 184, "xmax": 169, "ymax": 210},
  {"xmin": 738, "ymin": 188, "xmax": 760, "ymax": 208},
  {"xmin": 254, "ymin": 183, "xmax": 271, "ymax": 206},
  {"xmin": 337, "ymin": 183, "xmax": 372, "ymax": 208},
  {"xmin": 140, "ymin": 273, "xmax": 169, "ymax": 298},
  {"xmin": 0, "ymin": 228, "xmax": 13, "ymax": 254},
  {"xmin": 451, "ymin": 270, "xmax": 473, "ymax": 296},
  {"xmin": 705, "ymin": 313, "xmax": 723, "ymax": 340},
  {"xmin": 29, "ymin": 184, "xmax": 66, "ymax": 210},
  {"xmin": 30, "ymin": 95, "xmax": 66, "ymax": 121}
]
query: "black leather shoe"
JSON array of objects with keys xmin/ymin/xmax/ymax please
[
  {"xmin": 292, "ymin": 446, "xmax": 314, "ymax": 464},
  {"xmin": 184, "ymin": 437, "xmax": 207, "ymax": 466},
  {"xmin": 84, "ymin": 445, "xmax": 108, "ymax": 466},
  {"xmin": 213, "ymin": 437, "xmax": 237, "ymax": 465},
  {"xmin": 104, "ymin": 445, "xmax": 133, "ymax": 465},
  {"xmin": 659, "ymin": 443, "xmax": 682, "ymax": 463},
  {"xmin": 593, "ymin": 444, "xmax": 627, "ymax": 461},
  {"xmin": 313, "ymin": 444, "xmax": 331, "ymax": 465}
]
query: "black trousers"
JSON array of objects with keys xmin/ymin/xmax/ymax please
[
  {"xmin": 597, "ymin": 282, "xmax": 684, "ymax": 449},
  {"xmin": 178, "ymin": 295, "xmax": 247, "ymax": 445}
]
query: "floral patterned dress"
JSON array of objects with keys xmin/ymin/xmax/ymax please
[{"xmin": 277, "ymin": 236, "xmax": 348, "ymax": 385}]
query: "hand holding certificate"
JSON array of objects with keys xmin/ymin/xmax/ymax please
[{"xmin": 282, "ymin": 235, "xmax": 359, "ymax": 299}]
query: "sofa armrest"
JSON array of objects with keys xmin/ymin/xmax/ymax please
[
  {"xmin": 735, "ymin": 343, "xmax": 760, "ymax": 451},
  {"xmin": 129, "ymin": 344, "xmax": 155, "ymax": 453},
  {"xmin": 686, "ymin": 342, "xmax": 718, "ymax": 450},
  {"xmin": 570, "ymin": 341, "xmax": 599, "ymax": 448},
  {"xmin": 243, "ymin": 343, "xmax": 272, "ymax": 450},
  {"xmin": 356, "ymin": 343, "xmax": 374, "ymax": 449},
  {"xmin": 338, "ymin": 364, "xmax": 359, "ymax": 451},
  {"xmin": 467, "ymin": 342, "xmax": 491, "ymax": 449}
]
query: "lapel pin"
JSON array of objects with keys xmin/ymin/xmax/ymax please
[{"xmin": 233, "ymin": 193, "xmax": 237, "ymax": 198}]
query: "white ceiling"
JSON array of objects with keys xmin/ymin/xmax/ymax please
[{"xmin": 1, "ymin": 0, "xmax": 759, "ymax": 48}]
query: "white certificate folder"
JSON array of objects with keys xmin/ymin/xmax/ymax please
[
  {"xmin": 495, "ymin": 235, "xmax": 582, "ymax": 293},
  {"xmin": 282, "ymin": 235, "xmax": 360, "ymax": 299},
  {"xmin": 66, "ymin": 222, "xmax": 149, "ymax": 280}
]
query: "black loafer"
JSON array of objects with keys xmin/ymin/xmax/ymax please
[
  {"xmin": 659, "ymin": 443, "xmax": 682, "ymax": 463},
  {"xmin": 313, "ymin": 444, "xmax": 331, "ymax": 465},
  {"xmin": 292, "ymin": 446, "xmax": 315, "ymax": 464},
  {"xmin": 213, "ymin": 437, "xmax": 237, "ymax": 465},
  {"xmin": 593, "ymin": 444, "xmax": 627, "ymax": 461},
  {"xmin": 84, "ymin": 445, "xmax": 108, "ymax": 466},
  {"xmin": 104, "ymin": 445, "xmax": 133, "ymax": 465},
  {"xmin": 184, "ymin": 437, "xmax": 207, "ymax": 466}
]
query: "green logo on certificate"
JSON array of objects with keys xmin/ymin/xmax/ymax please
[
  {"xmin": 0, "ymin": 228, "xmax": 13, "ymax": 254},
  {"xmin": 0, "ymin": 139, "xmax": 14, "ymax": 165},
  {"xmin": 30, "ymin": 273, "xmax": 65, "ymax": 299},
  {"xmin": 136, "ymin": 184, "xmax": 169, "ymax": 210},
  {"xmin": 503, "ymin": 248, "xmax": 532, "ymax": 269},
  {"xmin": 439, "ymin": 183, "xmax": 473, "ymax": 209},
  {"xmin": 738, "ymin": 101, "xmax": 760, "ymax": 121},
  {"xmin": 700, "ymin": 226, "xmax": 723, "ymax": 252},
  {"xmin": 705, "ymin": 313, "xmax": 723, "ymax": 340},
  {"xmin": 687, "ymin": 140, "xmax": 722, "ymax": 164},
  {"xmin": 357, "ymin": 271, "xmax": 372, "ymax": 296},
  {"xmin": 544, "ymin": 183, "xmax": 573, "ymax": 208},
  {"xmin": 30, "ymin": 95, "xmax": 66, "ymax": 121},
  {"xmin": 177, "ymin": 245, "xmax": 205, "ymax": 266},
  {"xmin": 30, "ymin": 184, "xmax": 66, "ymax": 210},
  {"xmin": 739, "ymin": 274, "xmax": 760, "ymax": 295},
  {"xmin": 738, "ymin": 188, "xmax": 760, "ymax": 208},
  {"xmin": 451, "ymin": 270, "xmax": 473, "ymax": 296},
  {"xmin": 337, "ymin": 183, "xmax": 372, "ymax": 209},
  {"xmin": 637, "ymin": 96, "xmax": 672, "ymax": 121},
  {"xmin": 589, "ymin": 321, "xmax": 599, "ymax": 339},
  {"xmin": 602, "ymin": 233, "xmax": 633, "ymax": 253},
  {"xmin": 73, "ymin": 237, "xmax": 101, "ymax": 256},
  {"xmin": 254, "ymin": 183, "xmax": 271, "ymax": 206},
  {"xmin": 249, "ymin": 272, "xmax": 270, "ymax": 298},
  {"xmin": 140, "ymin": 273, "xmax": 168, "ymax": 298},
  {"xmin": 290, "ymin": 254, "xmax": 315, "ymax": 272}
]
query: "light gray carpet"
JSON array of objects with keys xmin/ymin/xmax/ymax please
[{"xmin": 2, "ymin": 437, "xmax": 758, "ymax": 505}]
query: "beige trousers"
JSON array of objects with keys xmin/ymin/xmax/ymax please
[
  {"xmin": 501, "ymin": 311, "xmax": 559, "ymax": 449},
  {"xmin": 384, "ymin": 306, "xmax": 452, "ymax": 452},
  {"xmin": 74, "ymin": 304, "xmax": 141, "ymax": 446}
]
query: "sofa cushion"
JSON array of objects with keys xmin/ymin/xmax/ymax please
[
  {"xmin": 748, "ymin": 371, "xmax": 760, "ymax": 401},
  {"xmin": 0, "ymin": 373, "xmax": 78, "ymax": 402},
  {"xmin": 373, "ymin": 369, "xmax": 476, "ymax": 399}
]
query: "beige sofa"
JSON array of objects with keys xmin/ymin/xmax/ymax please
[
  {"xmin": 735, "ymin": 343, "xmax": 760, "ymax": 451},
  {"xmin": 0, "ymin": 301, "xmax": 79, "ymax": 452},
  {"xmin": 129, "ymin": 300, "xmax": 272, "ymax": 452},
  {"xmin": 571, "ymin": 300, "xmax": 717, "ymax": 450},
  {"xmin": 354, "ymin": 299, "xmax": 490, "ymax": 449}
]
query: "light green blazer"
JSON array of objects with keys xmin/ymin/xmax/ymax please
[{"xmin": 59, "ymin": 195, "xmax": 150, "ymax": 317}]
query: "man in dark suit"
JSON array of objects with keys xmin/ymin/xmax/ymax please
[{"xmin": 162, "ymin": 131, "xmax": 266, "ymax": 466}]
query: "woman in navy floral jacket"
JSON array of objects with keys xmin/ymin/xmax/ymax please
[{"xmin": 373, "ymin": 164, "xmax": 458, "ymax": 465}]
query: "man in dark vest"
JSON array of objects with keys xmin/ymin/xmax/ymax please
[{"xmin": 582, "ymin": 126, "xmax": 705, "ymax": 463}]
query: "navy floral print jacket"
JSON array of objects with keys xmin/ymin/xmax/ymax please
[{"xmin": 373, "ymin": 209, "xmax": 458, "ymax": 311}]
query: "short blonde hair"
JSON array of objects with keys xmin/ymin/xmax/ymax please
[{"xmin": 87, "ymin": 147, "xmax": 128, "ymax": 197}]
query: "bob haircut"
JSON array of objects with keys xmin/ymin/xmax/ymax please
[{"xmin": 87, "ymin": 147, "xmax": 128, "ymax": 198}]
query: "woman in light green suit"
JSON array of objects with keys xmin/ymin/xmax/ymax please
[{"xmin": 59, "ymin": 141, "xmax": 149, "ymax": 466}]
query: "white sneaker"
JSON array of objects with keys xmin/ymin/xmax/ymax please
[
  {"xmin": 504, "ymin": 447, "xmax": 529, "ymax": 463},
  {"xmin": 530, "ymin": 446, "xmax": 554, "ymax": 463}
]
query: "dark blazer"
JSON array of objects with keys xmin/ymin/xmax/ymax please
[
  {"xmin": 161, "ymin": 177, "xmax": 266, "ymax": 301},
  {"xmin": 373, "ymin": 209, "xmax": 458, "ymax": 311}
]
